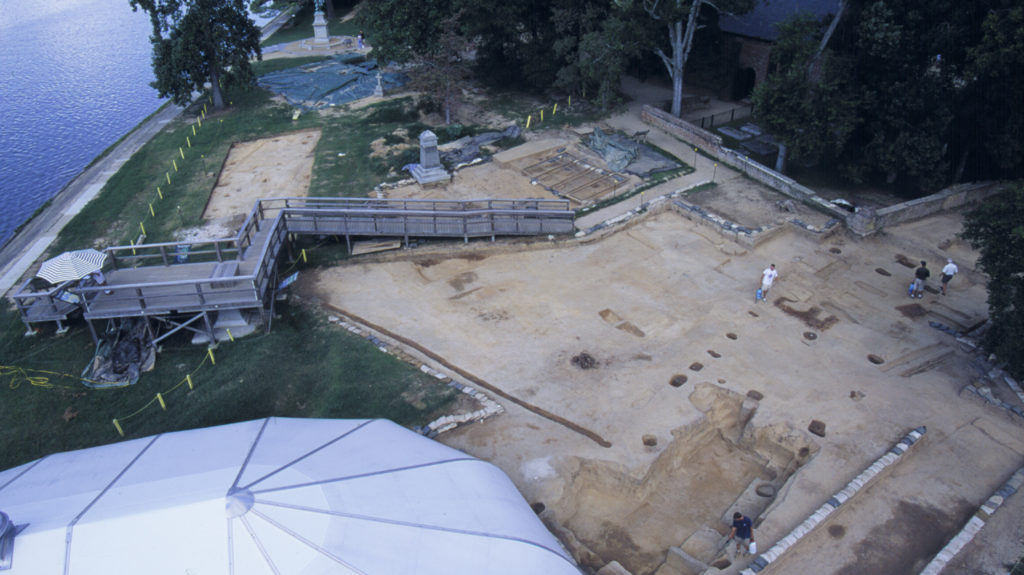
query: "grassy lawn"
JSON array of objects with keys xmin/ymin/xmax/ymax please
[{"xmin": 0, "ymin": 298, "xmax": 455, "ymax": 470}]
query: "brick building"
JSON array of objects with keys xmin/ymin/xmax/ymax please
[{"xmin": 719, "ymin": 0, "xmax": 842, "ymax": 99}]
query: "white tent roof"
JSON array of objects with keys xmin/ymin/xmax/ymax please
[{"xmin": 0, "ymin": 418, "xmax": 580, "ymax": 574}]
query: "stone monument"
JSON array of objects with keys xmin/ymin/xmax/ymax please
[
  {"xmin": 411, "ymin": 130, "xmax": 450, "ymax": 185},
  {"xmin": 312, "ymin": 0, "xmax": 329, "ymax": 45},
  {"xmin": 373, "ymin": 71, "xmax": 384, "ymax": 97}
]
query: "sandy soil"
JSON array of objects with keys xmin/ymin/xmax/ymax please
[{"xmin": 196, "ymin": 91, "xmax": 1024, "ymax": 575}]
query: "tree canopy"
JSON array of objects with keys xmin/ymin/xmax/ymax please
[
  {"xmin": 960, "ymin": 185, "xmax": 1024, "ymax": 381},
  {"xmin": 130, "ymin": 0, "xmax": 262, "ymax": 110},
  {"xmin": 362, "ymin": 0, "xmax": 1020, "ymax": 189},
  {"xmin": 753, "ymin": 1, "xmax": 1023, "ymax": 191}
]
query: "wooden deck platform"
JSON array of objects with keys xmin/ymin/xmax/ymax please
[{"xmin": 13, "ymin": 197, "xmax": 575, "ymax": 335}]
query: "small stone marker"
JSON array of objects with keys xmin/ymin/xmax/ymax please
[
  {"xmin": 373, "ymin": 71, "xmax": 384, "ymax": 97},
  {"xmin": 808, "ymin": 419, "xmax": 827, "ymax": 437},
  {"xmin": 411, "ymin": 130, "xmax": 450, "ymax": 185}
]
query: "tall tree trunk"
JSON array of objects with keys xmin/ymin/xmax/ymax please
[
  {"xmin": 807, "ymin": 0, "xmax": 846, "ymax": 83},
  {"xmin": 953, "ymin": 148, "xmax": 968, "ymax": 183},
  {"xmin": 660, "ymin": 0, "xmax": 702, "ymax": 117},
  {"xmin": 775, "ymin": 142, "xmax": 788, "ymax": 173},
  {"xmin": 325, "ymin": 0, "xmax": 335, "ymax": 20},
  {"xmin": 209, "ymin": 68, "xmax": 225, "ymax": 110},
  {"xmin": 670, "ymin": 21, "xmax": 683, "ymax": 116}
]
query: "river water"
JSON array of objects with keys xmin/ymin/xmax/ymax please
[{"xmin": 0, "ymin": 0, "xmax": 164, "ymax": 247}]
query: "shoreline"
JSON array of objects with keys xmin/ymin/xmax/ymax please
[
  {"xmin": 0, "ymin": 103, "xmax": 184, "ymax": 297},
  {"xmin": 0, "ymin": 12, "xmax": 295, "ymax": 299}
]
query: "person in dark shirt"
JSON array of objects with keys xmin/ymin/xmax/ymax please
[
  {"xmin": 729, "ymin": 511, "xmax": 754, "ymax": 555},
  {"xmin": 912, "ymin": 260, "xmax": 930, "ymax": 299}
]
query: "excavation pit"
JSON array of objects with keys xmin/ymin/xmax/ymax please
[
  {"xmin": 571, "ymin": 352, "xmax": 599, "ymax": 369},
  {"xmin": 670, "ymin": 374, "xmax": 688, "ymax": 388},
  {"xmin": 547, "ymin": 384, "xmax": 819, "ymax": 575}
]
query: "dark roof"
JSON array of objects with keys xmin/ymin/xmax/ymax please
[{"xmin": 719, "ymin": 0, "xmax": 841, "ymax": 41}]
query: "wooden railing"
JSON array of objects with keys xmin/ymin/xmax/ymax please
[{"xmin": 15, "ymin": 198, "xmax": 576, "ymax": 326}]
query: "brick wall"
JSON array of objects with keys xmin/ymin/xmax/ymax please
[{"xmin": 734, "ymin": 37, "xmax": 773, "ymax": 89}]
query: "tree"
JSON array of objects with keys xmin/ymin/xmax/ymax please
[
  {"xmin": 406, "ymin": 12, "xmax": 472, "ymax": 125},
  {"xmin": 619, "ymin": 0, "xmax": 754, "ymax": 117},
  {"xmin": 964, "ymin": 5, "xmax": 1024, "ymax": 179},
  {"xmin": 960, "ymin": 185, "xmax": 1024, "ymax": 381},
  {"xmin": 751, "ymin": 11, "xmax": 858, "ymax": 173},
  {"xmin": 553, "ymin": 2, "xmax": 642, "ymax": 109},
  {"xmin": 361, "ymin": 0, "xmax": 454, "ymax": 64},
  {"xmin": 130, "ymin": 0, "xmax": 262, "ymax": 111}
]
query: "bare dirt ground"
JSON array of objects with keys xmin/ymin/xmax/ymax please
[{"xmin": 196, "ymin": 87, "xmax": 1024, "ymax": 575}]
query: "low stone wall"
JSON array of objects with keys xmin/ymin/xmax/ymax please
[
  {"xmin": 874, "ymin": 181, "xmax": 1005, "ymax": 229},
  {"xmin": 641, "ymin": 106, "xmax": 848, "ymax": 221},
  {"xmin": 641, "ymin": 105, "xmax": 1010, "ymax": 236}
]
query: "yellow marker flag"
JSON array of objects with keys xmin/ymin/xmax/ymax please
[
  {"xmin": 157, "ymin": 186, "xmax": 163, "ymax": 200},
  {"xmin": 301, "ymin": 248, "xmax": 307, "ymax": 263},
  {"xmin": 526, "ymin": 115, "xmax": 532, "ymax": 129},
  {"xmin": 156, "ymin": 393, "xmax": 166, "ymax": 410},
  {"xmin": 568, "ymin": 95, "xmax": 571, "ymax": 108},
  {"xmin": 186, "ymin": 136, "xmax": 191, "ymax": 148},
  {"xmin": 149, "ymin": 203, "xmax": 155, "ymax": 217},
  {"xmin": 540, "ymin": 109, "xmax": 544, "ymax": 122},
  {"xmin": 186, "ymin": 374, "xmax": 193, "ymax": 390},
  {"xmin": 207, "ymin": 348, "xmax": 216, "ymax": 365},
  {"xmin": 130, "ymin": 239, "xmax": 136, "ymax": 255},
  {"xmin": 166, "ymin": 172, "xmax": 171, "ymax": 185},
  {"xmin": 140, "ymin": 221, "xmax": 146, "ymax": 236},
  {"xmin": 172, "ymin": 159, "xmax": 178, "ymax": 172},
  {"xmin": 553, "ymin": 103, "xmax": 558, "ymax": 116},
  {"xmin": 113, "ymin": 419, "xmax": 124, "ymax": 437},
  {"xmin": 179, "ymin": 147, "xmax": 184, "ymax": 159},
  {"xmin": 198, "ymin": 117, "xmax": 202, "ymax": 128},
  {"xmin": 192, "ymin": 124, "xmax": 196, "ymax": 136},
  {"xmin": 226, "ymin": 328, "xmax": 235, "ymax": 342}
]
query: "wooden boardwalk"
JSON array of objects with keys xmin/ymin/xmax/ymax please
[{"xmin": 13, "ymin": 198, "xmax": 575, "ymax": 337}]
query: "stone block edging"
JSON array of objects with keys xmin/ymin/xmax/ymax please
[
  {"xmin": 325, "ymin": 315, "xmax": 505, "ymax": 436},
  {"xmin": 574, "ymin": 180, "xmax": 713, "ymax": 238},
  {"xmin": 960, "ymin": 384, "xmax": 1024, "ymax": 421},
  {"xmin": 741, "ymin": 426, "xmax": 927, "ymax": 574},
  {"xmin": 917, "ymin": 466, "xmax": 1024, "ymax": 575}
]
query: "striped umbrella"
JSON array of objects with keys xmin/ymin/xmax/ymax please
[{"xmin": 35, "ymin": 249, "xmax": 108, "ymax": 284}]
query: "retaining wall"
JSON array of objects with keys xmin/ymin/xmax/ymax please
[
  {"xmin": 641, "ymin": 105, "xmax": 1010, "ymax": 236},
  {"xmin": 874, "ymin": 181, "xmax": 1006, "ymax": 229}
]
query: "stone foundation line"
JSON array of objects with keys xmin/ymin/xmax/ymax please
[
  {"xmin": 918, "ymin": 465, "xmax": 1024, "ymax": 575},
  {"xmin": 326, "ymin": 315, "xmax": 505, "ymax": 436},
  {"xmin": 575, "ymin": 180, "xmax": 712, "ymax": 238},
  {"xmin": 741, "ymin": 426, "xmax": 927, "ymax": 574}
]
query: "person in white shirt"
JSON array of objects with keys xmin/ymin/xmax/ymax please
[
  {"xmin": 760, "ymin": 264, "xmax": 778, "ymax": 302},
  {"xmin": 940, "ymin": 259, "xmax": 958, "ymax": 295}
]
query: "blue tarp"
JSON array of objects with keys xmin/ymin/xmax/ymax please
[{"xmin": 258, "ymin": 55, "xmax": 407, "ymax": 110}]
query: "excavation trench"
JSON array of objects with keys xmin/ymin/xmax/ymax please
[{"xmin": 545, "ymin": 384, "xmax": 819, "ymax": 575}]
